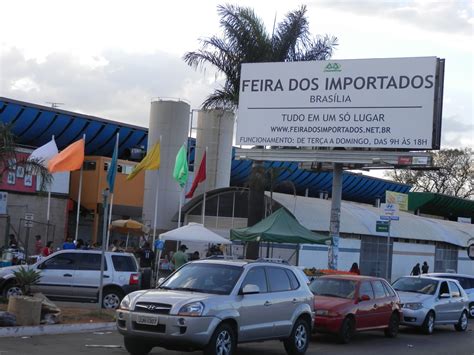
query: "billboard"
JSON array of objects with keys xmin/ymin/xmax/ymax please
[
  {"xmin": 385, "ymin": 191, "xmax": 408, "ymax": 211},
  {"xmin": 237, "ymin": 57, "xmax": 444, "ymax": 149}
]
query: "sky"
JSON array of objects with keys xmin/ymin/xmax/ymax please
[{"xmin": 0, "ymin": 0, "xmax": 472, "ymax": 151}]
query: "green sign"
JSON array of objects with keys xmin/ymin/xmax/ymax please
[{"xmin": 376, "ymin": 221, "xmax": 390, "ymax": 233}]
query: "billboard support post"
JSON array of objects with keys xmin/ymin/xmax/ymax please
[{"xmin": 328, "ymin": 163, "xmax": 342, "ymax": 270}]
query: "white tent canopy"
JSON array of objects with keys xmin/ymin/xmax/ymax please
[{"xmin": 159, "ymin": 223, "xmax": 232, "ymax": 244}]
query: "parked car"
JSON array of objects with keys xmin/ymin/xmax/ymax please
[
  {"xmin": 117, "ymin": 259, "xmax": 314, "ymax": 355},
  {"xmin": 309, "ymin": 275, "xmax": 401, "ymax": 343},
  {"xmin": 392, "ymin": 276, "xmax": 469, "ymax": 334},
  {"xmin": 0, "ymin": 249, "xmax": 140, "ymax": 309},
  {"xmin": 427, "ymin": 273, "xmax": 474, "ymax": 318}
]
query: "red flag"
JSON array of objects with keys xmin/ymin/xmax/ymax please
[{"xmin": 185, "ymin": 152, "xmax": 206, "ymax": 199}]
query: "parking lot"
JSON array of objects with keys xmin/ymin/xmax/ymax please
[{"xmin": 1, "ymin": 322, "xmax": 473, "ymax": 355}]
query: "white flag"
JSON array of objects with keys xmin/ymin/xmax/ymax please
[{"xmin": 28, "ymin": 137, "xmax": 59, "ymax": 167}]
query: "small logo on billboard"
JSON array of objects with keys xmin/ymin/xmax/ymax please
[{"xmin": 324, "ymin": 63, "xmax": 341, "ymax": 72}]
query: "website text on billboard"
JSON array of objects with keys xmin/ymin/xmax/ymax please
[{"xmin": 236, "ymin": 57, "xmax": 444, "ymax": 149}]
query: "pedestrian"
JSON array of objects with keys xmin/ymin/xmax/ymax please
[
  {"xmin": 62, "ymin": 237, "xmax": 75, "ymax": 250},
  {"xmin": 411, "ymin": 263, "xmax": 421, "ymax": 276},
  {"xmin": 422, "ymin": 261, "xmax": 429, "ymax": 274},
  {"xmin": 111, "ymin": 239, "xmax": 120, "ymax": 252},
  {"xmin": 42, "ymin": 241, "xmax": 54, "ymax": 257},
  {"xmin": 34, "ymin": 235, "xmax": 43, "ymax": 255},
  {"xmin": 349, "ymin": 262, "xmax": 360, "ymax": 275},
  {"xmin": 138, "ymin": 242, "xmax": 155, "ymax": 289},
  {"xmin": 75, "ymin": 238, "xmax": 84, "ymax": 249},
  {"xmin": 171, "ymin": 244, "xmax": 189, "ymax": 269},
  {"xmin": 8, "ymin": 234, "xmax": 17, "ymax": 248}
]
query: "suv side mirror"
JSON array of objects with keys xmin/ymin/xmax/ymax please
[
  {"xmin": 37, "ymin": 263, "xmax": 44, "ymax": 270},
  {"xmin": 359, "ymin": 294, "xmax": 371, "ymax": 302},
  {"xmin": 242, "ymin": 284, "xmax": 260, "ymax": 295},
  {"xmin": 439, "ymin": 293, "xmax": 450, "ymax": 299}
]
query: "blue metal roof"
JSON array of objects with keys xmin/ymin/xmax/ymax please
[{"xmin": 0, "ymin": 97, "xmax": 411, "ymax": 204}]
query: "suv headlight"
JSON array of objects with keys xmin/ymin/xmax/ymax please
[
  {"xmin": 403, "ymin": 303, "xmax": 423, "ymax": 310},
  {"xmin": 120, "ymin": 295, "xmax": 131, "ymax": 310},
  {"xmin": 178, "ymin": 302, "xmax": 204, "ymax": 317}
]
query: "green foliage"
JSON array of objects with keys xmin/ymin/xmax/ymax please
[
  {"xmin": 184, "ymin": 4, "xmax": 337, "ymax": 109},
  {"xmin": 0, "ymin": 122, "xmax": 52, "ymax": 191},
  {"xmin": 12, "ymin": 267, "xmax": 42, "ymax": 296},
  {"xmin": 387, "ymin": 148, "xmax": 473, "ymax": 198}
]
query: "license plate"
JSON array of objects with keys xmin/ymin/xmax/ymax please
[{"xmin": 136, "ymin": 315, "xmax": 159, "ymax": 326}]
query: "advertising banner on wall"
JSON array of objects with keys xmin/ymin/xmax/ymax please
[
  {"xmin": 386, "ymin": 191, "xmax": 409, "ymax": 211},
  {"xmin": 237, "ymin": 57, "xmax": 444, "ymax": 149}
]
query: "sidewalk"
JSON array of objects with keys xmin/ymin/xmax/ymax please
[{"xmin": 0, "ymin": 300, "xmax": 116, "ymax": 338}]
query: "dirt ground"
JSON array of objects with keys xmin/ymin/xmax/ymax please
[{"xmin": 0, "ymin": 302, "xmax": 115, "ymax": 324}]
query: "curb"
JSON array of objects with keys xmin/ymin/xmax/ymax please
[{"xmin": 0, "ymin": 322, "xmax": 116, "ymax": 338}]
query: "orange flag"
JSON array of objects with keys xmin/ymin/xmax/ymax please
[{"xmin": 48, "ymin": 139, "xmax": 85, "ymax": 173}]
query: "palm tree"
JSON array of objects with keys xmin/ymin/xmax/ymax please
[
  {"xmin": 184, "ymin": 4, "xmax": 337, "ymax": 258},
  {"xmin": 1, "ymin": 122, "xmax": 52, "ymax": 191}
]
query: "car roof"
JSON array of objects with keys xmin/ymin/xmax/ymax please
[
  {"xmin": 318, "ymin": 274, "xmax": 386, "ymax": 282},
  {"xmin": 193, "ymin": 258, "xmax": 298, "ymax": 269},
  {"xmin": 427, "ymin": 273, "xmax": 474, "ymax": 279},
  {"xmin": 54, "ymin": 249, "xmax": 135, "ymax": 257},
  {"xmin": 397, "ymin": 275, "xmax": 458, "ymax": 283}
]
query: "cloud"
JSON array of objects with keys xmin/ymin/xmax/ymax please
[
  {"xmin": 0, "ymin": 47, "xmax": 220, "ymax": 127},
  {"xmin": 312, "ymin": 0, "xmax": 473, "ymax": 36}
]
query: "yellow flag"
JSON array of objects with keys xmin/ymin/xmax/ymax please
[{"xmin": 126, "ymin": 142, "xmax": 160, "ymax": 181}]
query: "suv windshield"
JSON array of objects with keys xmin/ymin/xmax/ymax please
[
  {"xmin": 392, "ymin": 277, "xmax": 438, "ymax": 295},
  {"xmin": 309, "ymin": 278, "xmax": 356, "ymax": 299},
  {"xmin": 159, "ymin": 263, "xmax": 243, "ymax": 295}
]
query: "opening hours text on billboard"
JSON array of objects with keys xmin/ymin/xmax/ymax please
[{"xmin": 236, "ymin": 57, "xmax": 444, "ymax": 149}]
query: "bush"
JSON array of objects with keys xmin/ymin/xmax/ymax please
[{"xmin": 12, "ymin": 267, "xmax": 41, "ymax": 296}]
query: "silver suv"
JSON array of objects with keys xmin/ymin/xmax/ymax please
[
  {"xmin": 117, "ymin": 259, "xmax": 314, "ymax": 355},
  {"xmin": 0, "ymin": 250, "xmax": 141, "ymax": 309}
]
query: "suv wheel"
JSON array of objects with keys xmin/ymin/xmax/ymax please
[
  {"xmin": 124, "ymin": 337, "xmax": 153, "ymax": 355},
  {"xmin": 204, "ymin": 322, "xmax": 236, "ymax": 355},
  {"xmin": 2, "ymin": 281, "xmax": 22, "ymax": 298},
  {"xmin": 284, "ymin": 318, "xmax": 310, "ymax": 355},
  {"xmin": 102, "ymin": 288, "xmax": 123, "ymax": 309},
  {"xmin": 469, "ymin": 303, "xmax": 474, "ymax": 318},
  {"xmin": 384, "ymin": 312, "xmax": 400, "ymax": 338},
  {"xmin": 454, "ymin": 311, "xmax": 468, "ymax": 332},
  {"xmin": 338, "ymin": 316, "xmax": 355, "ymax": 344},
  {"xmin": 421, "ymin": 311, "xmax": 435, "ymax": 335}
]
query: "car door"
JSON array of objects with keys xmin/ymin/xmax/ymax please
[
  {"xmin": 33, "ymin": 252, "xmax": 79, "ymax": 298},
  {"xmin": 448, "ymin": 281, "xmax": 465, "ymax": 321},
  {"xmin": 371, "ymin": 280, "xmax": 392, "ymax": 327},
  {"xmin": 238, "ymin": 266, "xmax": 274, "ymax": 341},
  {"xmin": 265, "ymin": 266, "xmax": 296, "ymax": 337},
  {"xmin": 434, "ymin": 281, "xmax": 451, "ymax": 322},
  {"xmin": 354, "ymin": 281, "xmax": 376, "ymax": 329},
  {"xmin": 72, "ymin": 253, "xmax": 107, "ymax": 299}
]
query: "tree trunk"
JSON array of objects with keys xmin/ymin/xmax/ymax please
[{"xmin": 246, "ymin": 161, "xmax": 265, "ymax": 259}]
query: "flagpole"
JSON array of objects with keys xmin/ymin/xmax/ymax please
[
  {"xmin": 202, "ymin": 146, "xmax": 208, "ymax": 225},
  {"xmin": 45, "ymin": 135, "xmax": 55, "ymax": 242},
  {"xmin": 106, "ymin": 133, "xmax": 119, "ymax": 248},
  {"xmin": 74, "ymin": 134, "xmax": 86, "ymax": 242},
  {"xmin": 152, "ymin": 136, "xmax": 162, "ymax": 247}
]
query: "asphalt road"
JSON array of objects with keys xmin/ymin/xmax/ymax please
[{"xmin": 1, "ymin": 322, "xmax": 473, "ymax": 355}]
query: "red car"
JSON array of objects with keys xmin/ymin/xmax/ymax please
[{"xmin": 310, "ymin": 275, "xmax": 401, "ymax": 343}]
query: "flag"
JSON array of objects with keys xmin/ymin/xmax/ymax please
[
  {"xmin": 185, "ymin": 151, "xmax": 206, "ymax": 198},
  {"xmin": 107, "ymin": 134, "xmax": 119, "ymax": 193},
  {"xmin": 48, "ymin": 138, "xmax": 85, "ymax": 173},
  {"xmin": 126, "ymin": 142, "xmax": 160, "ymax": 181},
  {"xmin": 173, "ymin": 145, "xmax": 188, "ymax": 188},
  {"xmin": 28, "ymin": 138, "xmax": 58, "ymax": 167}
]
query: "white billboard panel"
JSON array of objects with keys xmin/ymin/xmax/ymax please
[{"xmin": 237, "ymin": 57, "xmax": 443, "ymax": 149}]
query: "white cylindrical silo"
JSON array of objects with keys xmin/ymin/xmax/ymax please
[
  {"xmin": 143, "ymin": 99, "xmax": 190, "ymax": 231},
  {"xmin": 194, "ymin": 109, "xmax": 234, "ymax": 196}
]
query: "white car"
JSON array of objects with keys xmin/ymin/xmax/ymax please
[
  {"xmin": 427, "ymin": 273, "xmax": 474, "ymax": 317},
  {"xmin": 392, "ymin": 276, "xmax": 470, "ymax": 334},
  {"xmin": 0, "ymin": 249, "xmax": 141, "ymax": 309}
]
